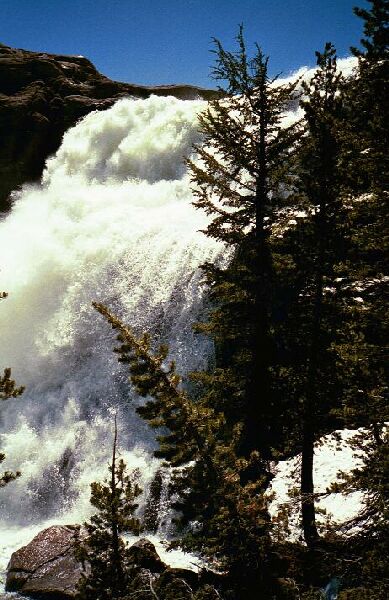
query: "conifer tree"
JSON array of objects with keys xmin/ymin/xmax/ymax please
[
  {"xmin": 298, "ymin": 43, "xmax": 346, "ymax": 547},
  {"xmin": 344, "ymin": 0, "xmax": 388, "ymax": 369},
  {"xmin": 349, "ymin": 0, "xmax": 388, "ymax": 413},
  {"xmin": 77, "ymin": 416, "xmax": 142, "ymax": 600},
  {"xmin": 93, "ymin": 302, "xmax": 273, "ymax": 600},
  {"xmin": 275, "ymin": 43, "xmax": 350, "ymax": 547},
  {"xmin": 347, "ymin": 0, "xmax": 388, "ymax": 194},
  {"xmin": 352, "ymin": 0, "xmax": 389, "ymax": 59},
  {"xmin": 187, "ymin": 26, "xmax": 302, "ymax": 461},
  {"xmin": 283, "ymin": 4, "xmax": 387, "ymax": 548},
  {"xmin": 338, "ymin": 0, "xmax": 388, "ymax": 354},
  {"xmin": 322, "ymin": 4, "xmax": 389, "ymax": 591}
]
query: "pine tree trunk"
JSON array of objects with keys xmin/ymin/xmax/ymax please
[
  {"xmin": 242, "ymin": 81, "xmax": 272, "ymax": 462},
  {"xmin": 301, "ymin": 236, "xmax": 324, "ymax": 548},
  {"xmin": 300, "ymin": 108, "xmax": 336, "ymax": 546},
  {"xmin": 111, "ymin": 416, "xmax": 124, "ymax": 592},
  {"xmin": 372, "ymin": 422, "xmax": 383, "ymax": 447},
  {"xmin": 301, "ymin": 423, "xmax": 319, "ymax": 546}
]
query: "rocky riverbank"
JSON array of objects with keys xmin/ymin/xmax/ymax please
[{"xmin": 5, "ymin": 526, "xmax": 221, "ymax": 599}]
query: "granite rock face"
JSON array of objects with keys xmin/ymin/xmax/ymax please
[{"xmin": 0, "ymin": 43, "xmax": 215, "ymax": 210}]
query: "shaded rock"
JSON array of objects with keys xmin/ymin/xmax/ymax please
[
  {"xmin": 193, "ymin": 584, "xmax": 222, "ymax": 599},
  {"xmin": 6, "ymin": 526, "xmax": 222, "ymax": 600},
  {"xmin": 156, "ymin": 571, "xmax": 194, "ymax": 600},
  {"xmin": 161, "ymin": 567, "xmax": 199, "ymax": 590},
  {"xmin": 0, "ymin": 43, "xmax": 217, "ymax": 210},
  {"xmin": 127, "ymin": 538, "xmax": 167, "ymax": 573},
  {"xmin": 124, "ymin": 567, "xmax": 160, "ymax": 600},
  {"xmin": 6, "ymin": 524, "xmax": 82, "ymax": 599},
  {"xmin": 20, "ymin": 551, "xmax": 82, "ymax": 599}
]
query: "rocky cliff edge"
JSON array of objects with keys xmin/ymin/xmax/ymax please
[{"xmin": 0, "ymin": 44, "xmax": 216, "ymax": 210}]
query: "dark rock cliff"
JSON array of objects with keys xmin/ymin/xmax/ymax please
[{"xmin": 0, "ymin": 44, "xmax": 215, "ymax": 211}]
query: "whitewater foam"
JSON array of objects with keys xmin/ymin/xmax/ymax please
[{"xmin": 0, "ymin": 96, "xmax": 222, "ymax": 590}]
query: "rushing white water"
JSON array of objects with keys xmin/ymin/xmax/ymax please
[{"xmin": 0, "ymin": 94, "xmax": 223, "ymax": 588}]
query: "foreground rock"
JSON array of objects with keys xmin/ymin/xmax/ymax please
[
  {"xmin": 0, "ymin": 43, "xmax": 216, "ymax": 210},
  {"xmin": 6, "ymin": 526, "xmax": 222, "ymax": 599},
  {"xmin": 6, "ymin": 525, "xmax": 82, "ymax": 598}
]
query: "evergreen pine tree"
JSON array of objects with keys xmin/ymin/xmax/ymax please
[
  {"xmin": 347, "ymin": 0, "xmax": 388, "ymax": 194},
  {"xmin": 321, "ymin": 4, "xmax": 389, "ymax": 593},
  {"xmin": 276, "ymin": 38, "xmax": 385, "ymax": 552},
  {"xmin": 347, "ymin": 0, "xmax": 388, "ymax": 431},
  {"xmin": 93, "ymin": 302, "xmax": 273, "ymax": 600},
  {"xmin": 281, "ymin": 3, "xmax": 388, "ymax": 553},
  {"xmin": 352, "ymin": 0, "xmax": 389, "ymax": 59},
  {"xmin": 77, "ymin": 416, "xmax": 142, "ymax": 600},
  {"xmin": 276, "ymin": 43, "xmax": 348, "ymax": 547},
  {"xmin": 298, "ymin": 43, "xmax": 346, "ymax": 548},
  {"xmin": 187, "ymin": 26, "xmax": 302, "ymax": 462}
]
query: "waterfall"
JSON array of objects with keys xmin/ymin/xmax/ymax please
[
  {"xmin": 0, "ymin": 95, "xmax": 223, "ymax": 580},
  {"xmin": 0, "ymin": 58, "xmax": 358, "ymax": 588}
]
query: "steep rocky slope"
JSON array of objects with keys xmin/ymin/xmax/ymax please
[{"xmin": 0, "ymin": 44, "xmax": 215, "ymax": 210}]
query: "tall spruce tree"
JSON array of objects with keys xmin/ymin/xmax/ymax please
[
  {"xmin": 298, "ymin": 43, "xmax": 345, "ymax": 548},
  {"xmin": 282, "ymin": 3, "xmax": 388, "ymax": 549},
  {"xmin": 352, "ymin": 0, "xmax": 389, "ymax": 58},
  {"xmin": 187, "ymin": 26, "xmax": 302, "ymax": 461},
  {"xmin": 77, "ymin": 416, "xmax": 142, "ymax": 600},
  {"xmin": 275, "ymin": 44, "xmax": 349, "ymax": 547},
  {"xmin": 322, "ymin": 4, "xmax": 388, "ymax": 593},
  {"xmin": 329, "ymin": 0, "xmax": 388, "ymax": 523},
  {"xmin": 348, "ymin": 0, "xmax": 388, "ymax": 424}
]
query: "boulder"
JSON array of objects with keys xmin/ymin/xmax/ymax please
[
  {"xmin": 6, "ymin": 524, "xmax": 82, "ymax": 599},
  {"xmin": 127, "ymin": 538, "xmax": 167, "ymax": 573},
  {"xmin": 6, "ymin": 526, "xmax": 222, "ymax": 600}
]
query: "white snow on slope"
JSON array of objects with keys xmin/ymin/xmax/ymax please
[{"xmin": 269, "ymin": 429, "xmax": 365, "ymax": 540}]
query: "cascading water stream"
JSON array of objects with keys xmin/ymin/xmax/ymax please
[{"xmin": 0, "ymin": 95, "xmax": 223, "ymax": 588}]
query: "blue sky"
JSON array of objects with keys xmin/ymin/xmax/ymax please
[{"xmin": 1, "ymin": 0, "xmax": 368, "ymax": 88}]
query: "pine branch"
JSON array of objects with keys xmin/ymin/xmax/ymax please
[{"xmin": 0, "ymin": 368, "xmax": 25, "ymax": 400}]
